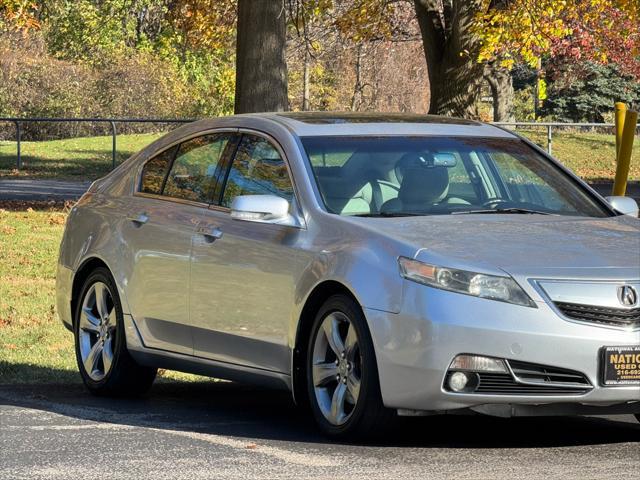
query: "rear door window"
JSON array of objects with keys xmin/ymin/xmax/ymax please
[
  {"xmin": 139, "ymin": 146, "xmax": 178, "ymax": 195},
  {"xmin": 163, "ymin": 133, "xmax": 237, "ymax": 203}
]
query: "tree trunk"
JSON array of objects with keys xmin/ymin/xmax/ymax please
[
  {"xmin": 234, "ymin": 0, "xmax": 288, "ymax": 114},
  {"xmin": 350, "ymin": 44, "xmax": 364, "ymax": 111},
  {"xmin": 485, "ymin": 65, "xmax": 514, "ymax": 121},
  {"xmin": 414, "ymin": 0, "xmax": 485, "ymax": 118},
  {"xmin": 302, "ymin": 49, "xmax": 311, "ymax": 111}
]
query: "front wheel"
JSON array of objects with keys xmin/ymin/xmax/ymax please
[
  {"xmin": 306, "ymin": 294, "xmax": 394, "ymax": 440},
  {"xmin": 74, "ymin": 267, "xmax": 156, "ymax": 396}
]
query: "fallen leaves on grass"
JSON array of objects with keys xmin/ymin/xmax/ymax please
[
  {"xmin": 48, "ymin": 213, "xmax": 66, "ymax": 225},
  {"xmin": 47, "ymin": 342, "xmax": 68, "ymax": 353},
  {"xmin": 0, "ymin": 200, "xmax": 70, "ymax": 212}
]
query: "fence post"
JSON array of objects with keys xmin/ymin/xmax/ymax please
[
  {"xmin": 110, "ymin": 121, "xmax": 117, "ymax": 170},
  {"xmin": 14, "ymin": 121, "xmax": 22, "ymax": 170},
  {"xmin": 547, "ymin": 125, "xmax": 552, "ymax": 155}
]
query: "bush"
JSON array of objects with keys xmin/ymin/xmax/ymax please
[
  {"xmin": 0, "ymin": 32, "xmax": 234, "ymax": 141},
  {"xmin": 0, "ymin": 34, "xmax": 99, "ymax": 139}
]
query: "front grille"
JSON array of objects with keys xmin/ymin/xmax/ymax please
[
  {"xmin": 474, "ymin": 373, "xmax": 591, "ymax": 396},
  {"xmin": 508, "ymin": 360, "xmax": 591, "ymax": 387},
  {"xmin": 555, "ymin": 301, "xmax": 640, "ymax": 329}
]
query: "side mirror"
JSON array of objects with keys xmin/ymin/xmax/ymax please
[
  {"xmin": 605, "ymin": 196, "xmax": 639, "ymax": 217},
  {"xmin": 230, "ymin": 195, "xmax": 297, "ymax": 225}
]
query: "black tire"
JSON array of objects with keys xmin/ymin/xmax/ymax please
[
  {"xmin": 74, "ymin": 267, "xmax": 156, "ymax": 396},
  {"xmin": 306, "ymin": 294, "xmax": 394, "ymax": 440}
]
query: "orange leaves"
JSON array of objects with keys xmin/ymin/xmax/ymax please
[
  {"xmin": 0, "ymin": 0, "xmax": 40, "ymax": 33},
  {"xmin": 474, "ymin": 0, "xmax": 640, "ymax": 77},
  {"xmin": 166, "ymin": 0, "xmax": 237, "ymax": 51},
  {"xmin": 333, "ymin": 0, "xmax": 397, "ymax": 42}
]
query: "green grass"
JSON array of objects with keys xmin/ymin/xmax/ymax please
[
  {"xmin": 518, "ymin": 129, "xmax": 639, "ymax": 182},
  {"xmin": 0, "ymin": 206, "xmax": 208, "ymax": 384},
  {"xmin": 0, "ymin": 207, "xmax": 73, "ymax": 382},
  {"xmin": 0, "ymin": 129, "xmax": 637, "ymax": 182},
  {"xmin": 0, "ymin": 132, "xmax": 164, "ymax": 179}
]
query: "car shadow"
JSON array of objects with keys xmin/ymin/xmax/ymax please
[{"xmin": 1, "ymin": 363, "xmax": 638, "ymax": 449}]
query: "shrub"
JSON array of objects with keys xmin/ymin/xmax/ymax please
[{"xmin": 0, "ymin": 32, "xmax": 234, "ymax": 141}]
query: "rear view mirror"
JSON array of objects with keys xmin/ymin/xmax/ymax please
[
  {"xmin": 605, "ymin": 196, "xmax": 639, "ymax": 217},
  {"xmin": 230, "ymin": 195, "xmax": 298, "ymax": 226},
  {"xmin": 432, "ymin": 153, "xmax": 458, "ymax": 168}
]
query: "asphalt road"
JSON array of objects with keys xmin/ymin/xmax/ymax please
[
  {"xmin": 0, "ymin": 382, "xmax": 638, "ymax": 480},
  {"xmin": 0, "ymin": 179, "xmax": 92, "ymax": 201}
]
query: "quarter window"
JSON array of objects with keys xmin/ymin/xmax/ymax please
[
  {"xmin": 139, "ymin": 146, "xmax": 177, "ymax": 195},
  {"xmin": 163, "ymin": 134, "xmax": 235, "ymax": 203},
  {"xmin": 221, "ymin": 135, "xmax": 294, "ymax": 207}
]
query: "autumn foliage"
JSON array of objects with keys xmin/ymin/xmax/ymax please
[{"xmin": 475, "ymin": 0, "xmax": 640, "ymax": 78}]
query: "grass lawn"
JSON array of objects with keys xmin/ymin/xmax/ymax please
[
  {"xmin": 0, "ymin": 205, "xmax": 206, "ymax": 384},
  {"xmin": 518, "ymin": 129, "xmax": 639, "ymax": 182},
  {"xmin": 0, "ymin": 132, "xmax": 164, "ymax": 179},
  {"xmin": 0, "ymin": 129, "xmax": 638, "ymax": 182}
]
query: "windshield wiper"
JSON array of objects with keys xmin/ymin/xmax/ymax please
[{"xmin": 452, "ymin": 207, "xmax": 556, "ymax": 216}]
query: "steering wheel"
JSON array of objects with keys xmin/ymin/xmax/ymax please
[{"xmin": 482, "ymin": 198, "xmax": 509, "ymax": 208}]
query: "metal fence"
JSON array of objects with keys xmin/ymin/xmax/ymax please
[
  {"xmin": 0, "ymin": 117, "xmax": 194, "ymax": 170},
  {"xmin": 493, "ymin": 121, "xmax": 639, "ymax": 156},
  {"xmin": 2, "ymin": 117, "xmax": 639, "ymax": 172}
]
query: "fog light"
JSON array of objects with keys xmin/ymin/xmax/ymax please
[
  {"xmin": 449, "ymin": 354, "xmax": 508, "ymax": 373},
  {"xmin": 448, "ymin": 372, "xmax": 469, "ymax": 392}
]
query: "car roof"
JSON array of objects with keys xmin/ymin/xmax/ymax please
[{"xmin": 261, "ymin": 111, "xmax": 516, "ymax": 138}]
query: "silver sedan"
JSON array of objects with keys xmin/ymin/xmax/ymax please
[{"xmin": 57, "ymin": 113, "xmax": 640, "ymax": 439}]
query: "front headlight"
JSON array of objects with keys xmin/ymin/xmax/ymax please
[{"xmin": 398, "ymin": 257, "xmax": 536, "ymax": 308}]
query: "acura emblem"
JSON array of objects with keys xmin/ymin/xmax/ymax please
[{"xmin": 617, "ymin": 285, "xmax": 638, "ymax": 307}]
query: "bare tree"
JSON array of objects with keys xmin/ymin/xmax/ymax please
[{"xmin": 235, "ymin": 0, "xmax": 288, "ymax": 113}]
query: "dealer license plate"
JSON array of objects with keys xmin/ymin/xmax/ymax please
[{"xmin": 602, "ymin": 346, "xmax": 640, "ymax": 385}]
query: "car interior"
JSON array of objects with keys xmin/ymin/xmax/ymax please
[
  {"xmin": 306, "ymin": 138, "xmax": 598, "ymax": 217},
  {"xmin": 313, "ymin": 149, "xmax": 479, "ymax": 215}
]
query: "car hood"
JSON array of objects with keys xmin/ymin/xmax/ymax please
[{"xmin": 348, "ymin": 214, "xmax": 640, "ymax": 280}]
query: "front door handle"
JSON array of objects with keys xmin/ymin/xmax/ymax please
[
  {"xmin": 127, "ymin": 213, "xmax": 149, "ymax": 226},
  {"xmin": 197, "ymin": 226, "xmax": 223, "ymax": 242}
]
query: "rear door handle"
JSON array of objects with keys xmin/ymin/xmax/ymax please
[
  {"xmin": 127, "ymin": 213, "xmax": 149, "ymax": 225},
  {"xmin": 197, "ymin": 226, "xmax": 223, "ymax": 242}
]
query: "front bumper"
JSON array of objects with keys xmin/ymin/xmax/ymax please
[{"xmin": 366, "ymin": 281, "xmax": 640, "ymax": 415}]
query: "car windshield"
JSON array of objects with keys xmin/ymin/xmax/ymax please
[{"xmin": 300, "ymin": 136, "xmax": 610, "ymax": 218}]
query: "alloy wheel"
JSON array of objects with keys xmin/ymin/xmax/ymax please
[
  {"xmin": 311, "ymin": 311, "xmax": 362, "ymax": 426},
  {"xmin": 78, "ymin": 281, "xmax": 117, "ymax": 381}
]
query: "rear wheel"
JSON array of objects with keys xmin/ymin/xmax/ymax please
[
  {"xmin": 74, "ymin": 268, "xmax": 156, "ymax": 396},
  {"xmin": 306, "ymin": 294, "xmax": 394, "ymax": 440}
]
